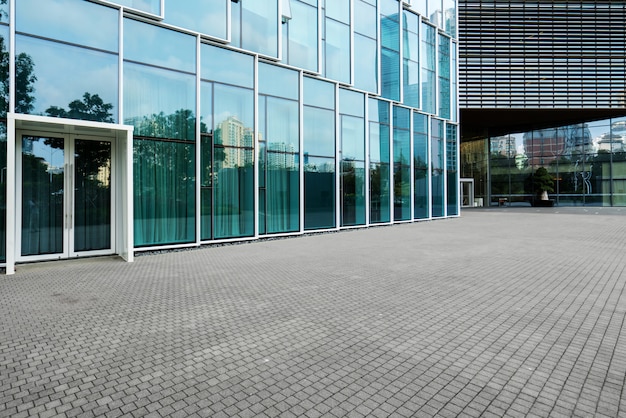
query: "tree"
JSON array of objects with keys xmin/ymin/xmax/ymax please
[
  {"xmin": 532, "ymin": 167, "xmax": 554, "ymax": 201},
  {"xmin": 0, "ymin": 33, "xmax": 37, "ymax": 116},
  {"xmin": 46, "ymin": 92, "xmax": 113, "ymax": 123}
]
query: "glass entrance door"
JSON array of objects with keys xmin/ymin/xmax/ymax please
[{"xmin": 18, "ymin": 133, "xmax": 114, "ymax": 260}]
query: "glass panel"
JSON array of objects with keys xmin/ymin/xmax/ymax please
[
  {"xmin": 266, "ymin": 153, "xmax": 300, "ymax": 233},
  {"xmin": 394, "ymin": 107, "xmax": 411, "ymax": 220},
  {"xmin": 201, "ymin": 45, "xmax": 254, "ymax": 88},
  {"xmin": 339, "ymin": 89, "xmax": 365, "ymax": 117},
  {"xmin": 241, "ymin": 0, "xmax": 279, "ymax": 57},
  {"xmin": 267, "ymin": 97, "xmax": 299, "ymax": 152},
  {"xmin": 403, "ymin": 11, "xmax": 420, "ymax": 108},
  {"xmin": 74, "ymin": 140, "xmax": 111, "ymax": 251},
  {"xmin": 325, "ymin": 19, "xmax": 351, "ymax": 83},
  {"xmin": 427, "ymin": 0, "xmax": 442, "ymax": 26},
  {"xmin": 0, "ymin": 26, "xmax": 9, "ymax": 116},
  {"xmin": 370, "ymin": 162, "xmax": 390, "ymax": 224},
  {"xmin": 259, "ymin": 63, "xmax": 299, "ymax": 100},
  {"xmin": 431, "ymin": 119, "xmax": 445, "ymax": 217},
  {"xmin": 341, "ymin": 160, "xmax": 366, "ymax": 226},
  {"xmin": 369, "ymin": 121, "xmax": 390, "ymax": 164},
  {"xmin": 164, "ymin": 0, "xmax": 228, "ymax": 39},
  {"xmin": 443, "ymin": 0, "xmax": 456, "ymax": 37},
  {"xmin": 124, "ymin": 62, "xmax": 196, "ymax": 141},
  {"xmin": 304, "ymin": 77, "xmax": 335, "ymax": 109},
  {"xmin": 124, "ymin": 18, "xmax": 196, "ymax": 73},
  {"xmin": 17, "ymin": 35, "xmax": 118, "ymax": 121},
  {"xmin": 341, "ymin": 115, "xmax": 365, "ymax": 161},
  {"xmin": 283, "ymin": 0, "xmax": 318, "ymax": 72},
  {"xmin": 213, "ymin": 84, "xmax": 254, "ymax": 145},
  {"xmin": 438, "ymin": 35, "xmax": 451, "ymax": 119},
  {"xmin": 110, "ymin": 0, "xmax": 160, "ymax": 15},
  {"xmin": 133, "ymin": 139, "xmax": 195, "ymax": 246},
  {"xmin": 304, "ymin": 156, "xmax": 335, "ymax": 230},
  {"xmin": 21, "ymin": 136, "xmax": 64, "ymax": 256},
  {"xmin": 353, "ymin": 34, "xmax": 378, "ymax": 93},
  {"xmin": 0, "ymin": 0, "xmax": 7, "ymax": 24},
  {"xmin": 446, "ymin": 124, "xmax": 458, "ymax": 215},
  {"xmin": 0, "ymin": 124, "xmax": 5, "ymax": 261},
  {"xmin": 414, "ymin": 112, "xmax": 429, "ymax": 219},
  {"xmin": 304, "ymin": 106, "xmax": 335, "ymax": 157},
  {"xmin": 421, "ymin": 23, "xmax": 437, "ymax": 114},
  {"xmin": 354, "ymin": 0, "xmax": 377, "ymax": 39},
  {"xmin": 381, "ymin": 0, "xmax": 400, "ymax": 101},
  {"xmin": 214, "ymin": 147, "xmax": 254, "ymax": 238},
  {"xmin": 326, "ymin": 0, "xmax": 350, "ymax": 23},
  {"xmin": 16, "ymin": 0, "xmax": 118, "ymax": 52}
]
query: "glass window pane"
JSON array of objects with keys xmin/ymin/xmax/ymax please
[
  {"xmin": 242, "ymin": 0, "xmax": 279, "ymax": 57},
  {"xmin": 304, "ymin": 106, "xmax": 335, "ymax": 157},
  {"xmin": 326, "ymin": 0, "xmax": 350, "ymax": 23},
  {"xmin": 339, "ymin": 89, "xmax": 364, "ymax": 117},
  {"xmin": 111, "ymin": 0, "xmax": 160, "ymax": 15},
  {"xmin": 369, "ymin": 98, "xmax": 390, "ymax": 124},
  {"xmin": 353, "ymin": 34, "xmax": 378, "ymax": 93},
  {"xmin": 266, "ymin": 97, "xmax": 299, "ymax": 152},
  {"xmin": 431, "ymin": 118, "xmax": 445, "ymax": 217},
  {"xmin": 201, "ymin": 44, "xmax": 254, "ymax": 88},
  {"xmin": 325, "ymin": 19, "xmax": 351, "ymax": 83},
  {"xmin": 414, "ymin": 113, "xmax": 429, "ymax": 219},
  {"xmin": 124, "ymin": 63, "xmax": 196, "ymax": 140},
  {"xmin": 259, "ymin": 63, "xmax": 299, "ymax": 100},
  {"xmin": 284, "ymin": 0, "xmax": 318, "ymax": 71},
  {"xmin": 265, "ymin": 154, "xmax": 300, "ymax": 233},
  {"xmin": 213, "ymin": 84, "xmax": 254, "ymax": 144},
  {"xmin": 341, "ymin": 160, "xmax": 366, "ymax": 226},
  {"xmin": 421, "ymin": 23, "xmax": 437, "ymax": 113},
  {"xmin": 134, "ymin": 139, "xmax": 195, "ymax": 246},
  {"xmin": 124, "ymin": 18, "xmax": 196, "ymax": 73},
  {"xmin": 164, "ymin": 0, "xmax": 228, "ymax": 39},
  {"xmin": 17, "ymin": 35, "xmax": 118, "ymax": 122},
  {"xmin": 17, "ymin": 0, "xmax": 118, "ymax": 52},
  {"xmin": 305, "ymin": 156, "xmax": 335, "ymax": 230},
  {"xmin": 304, "ymin": 77, "xmax": 335, "ymax": 109},
  {"xmin": 370, "ymin": 162, "xmax": 391, "ymax": 224},
  {"xmin": 0, "ymin": 125, "xmax": 5, "ymax": 260},
  {"xmin": 214, "ymin": 148, "xmax": 255, "ymax": 238},
  {"xmin": 354, "ymin": 0, "xmax": 377, "ymax": 39},
  {"xmin": 369, "ymin": 122, "xmax": 390, "ymax": 164},
  {"xmin": 447, "ymin": 123, "xmax": 458, "ymax": 215},
  {"xmin": 341, "ymin": 115, "xmax": 365, "ymax": 161}
]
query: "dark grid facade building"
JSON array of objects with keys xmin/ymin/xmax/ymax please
[{"xmin": 458, "ymin": 0, "xmax": 626, "ymax": 206}]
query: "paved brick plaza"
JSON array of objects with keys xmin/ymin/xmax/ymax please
[{"xmin": 1, "ymin": 207, "xmax": 625, "ymax": 417}]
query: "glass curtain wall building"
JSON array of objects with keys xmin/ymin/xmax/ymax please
[
  {"xmin": 0, "ymin": 0, "xmax": 459, "ymax": 273},
  {"xmin": 458, "ymin": 0, "xmax": 626, "ymax": 207}
]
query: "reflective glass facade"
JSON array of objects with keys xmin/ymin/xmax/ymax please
[{"xmin": 1, "ymin": 0, "xmax": 458, "ymax": 265}]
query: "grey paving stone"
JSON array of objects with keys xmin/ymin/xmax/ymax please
[{"xmin": 2, "ymin": 208, "xmax": 626, "ymax": 417}]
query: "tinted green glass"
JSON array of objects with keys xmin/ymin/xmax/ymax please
[
  {"xmin": 74, "ymin": 140, "xmax": 111, "ymax": 252},
  {"xmin": 266, "ymin": 97, "xmax": 299, "ymax": 151},
  {"xmin": 133, "ymin": 139, "xmax": 195, "ymax": 246},
  {"xmin": 241, "ymin": 0, "xmax": 279, "ymax": 57},
  {"xmin": 265, "ymin": 155, "xmax": 300, "ymax": 233},
  {"xmin": 439, "ymin": 35, "xmax": 451, "ymax": 119},
  {"xmin": 0, "ymin": 124, "xmax": 5, "ymax": 261},
  {"xmin": 326, "ymin": 0, "xmax": 350, "ymax": 23},
  {"xmin": 17, "ymin": 35, "xmax": 118, "ymax": 121},
  {"xmin": 341, "ymin": 160, "xmax": 366, "ymax": 226},
  {"xmin": 214, "ymin": 148, "xmax": 254, "ymax": 239},
  {"xmin": 213, "ymin": 84, "xmax": 254, "ymax": 146},
  {"xmin": 370, "ymin": 161, "xmax": 391, "ymax": 224},
  {"xmin": 304, "ymin": 156, "xmax": 335, "ymax": 230},
  {"xmin": 354, "ymin": 34, "xmax": 378, "ymax": 93},
  {"xmin": 414, "ymin": 113, "xmax": 429, "ymax": 219},
  {"xmin": 421, "ymin": 23, "xmax": 437, "ymax": 114},
  {"xmin": 339, "ymin": 89, "xmax": 364, "ymax": 117},
  {"xmin": 381, "ymin": 1, "xmax": 400, "ymax": 101},
  {"xmin": 393, "ymin": 112, "xmax": 411, "ymax": 221},
  {"xmin": 446, "ymin": 124, "xmax": 458, "ymax": 215},
  {"xmin": 21, "ymin": 136, "xmax": 64, "ymax": 256},
  {"xmin": 431, "ymin": 119, "xmax": 445, "ymax": 217},
  {"xmin": 259, "ymin": 63, "xmax": 299, "ymax": 100}
]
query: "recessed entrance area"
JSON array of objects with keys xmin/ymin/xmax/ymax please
[{"xmin": 5, "ymin": 114, "xmax": 134, "ymax": 274}]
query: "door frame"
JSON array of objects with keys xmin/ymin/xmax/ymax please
[
  {"xmin": 15, "ymin": 131, "xmax": 117, "ymax": 262},
  {"xmin": 5, "ymin": 113, "xmax": 134, "ymax": 274}
]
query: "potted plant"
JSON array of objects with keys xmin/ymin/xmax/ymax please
[{"xmin": 531, "ymin": 167, "xmax": 555, "ymax": 207}]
